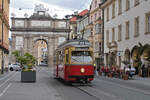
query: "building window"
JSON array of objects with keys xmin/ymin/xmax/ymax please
[
  {"xmin": 126, "ymin": 0, "xmax": 130, "ymax": 11},
  {"xmin": 112, "ymin": 28, "xmax": 115, "ymax": 42},
  {"xmin": 91, "ymin": 28, "xmax": 93, "ymax": 36},
  {"xmin": 95, "ymin": 42, "xmax": 99, "ymax": 52},
  {"xmin": 118, "ymin": 24, "xmax": 122, "ymax": 41},
  {"xmin": 134, "ymin": 16, "xmax": 139, "ymax": 37},
  {"xmin": 91, "ymin": 16, "xmax": 93, "ymax": 23},
  {"xmin": 106, "ymin": 7, "xmax": 109, "ymax": 21},
  {"xmin": 95, "ymin": 13, "xmax": 97, "ymax": 21},
  {"xmin": 126, "ymin": 21, "xmax": 130, "ymax": 39},
  {"xmin": 118, "ymin": 0, "xmax": 122, "ymax": 15},
  {"xmin": 112, "ymin": 2, "xmax": 115, "ymax": 19},
  {"xmin": 95, "ymin": 24, "xmax": 102, "ymax": 34},
  {"xmin": 99, "ymin": 24, "xmax": 102, "ymax": 33},
  {"xmin": 95, "ymin": 0, "xmax": 97, "ymax": 7},
  {"xmin": 145, "ymin": 12, "xmax": 150, "ymax": 34},
  {"xmin": 106, "ymin": 30, "xmax": 109, "ymax": 43},
  {"xmin": 134, "ymin": 0, "xmax": 139, "ymax": 6},
  {"xmin": 99, "ymin": 10, "xmax": 101, "ymax": 19}
]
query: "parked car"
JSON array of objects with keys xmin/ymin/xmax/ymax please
[
  {"xmin": 8, "ymin": 64, "xmax": 21, "ymax": 71},
  {"xmin": 39, "ymin": 63, "xmax": 48, "ymax": 66}
]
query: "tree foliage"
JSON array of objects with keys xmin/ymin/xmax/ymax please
[{"xmin": 12, "ymin": 51, "xmax": 36, "ymax": 70}]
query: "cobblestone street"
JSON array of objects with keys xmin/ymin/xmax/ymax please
[{"xmin": 0, "ymin": 67, "xmax": 150, "ymax": 100}]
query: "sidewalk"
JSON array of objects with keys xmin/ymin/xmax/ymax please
[
  {"xmin": 0, "ymin": 71, "xmax": 10, "ymax": 78},
  {"xmin": 129, "ymin": 75, "xmax": 150, "ymax": 87},
  {"xmin": 0, "ymin": 70, "xmax": 62, "ymax": 100},
  {"xmin": 96, "ymin": 74, "xmax": 150, "ymax": 91}
]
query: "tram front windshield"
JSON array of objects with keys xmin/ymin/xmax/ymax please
[{"xmin": 71, "ymin": 51, "xmax": 92, "ymax": 63}]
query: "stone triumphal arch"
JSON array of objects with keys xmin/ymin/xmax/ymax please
[{"xmin": 10, "ymin": 5, "xmax": 69, "ymax": 67}]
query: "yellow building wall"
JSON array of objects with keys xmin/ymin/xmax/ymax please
[
  {"xmin": 3, "ymin": 23, "xmax": 9, "ymax": 47},
  {"xmin": 0, "ymin": 0, "xmax": 2, "ymax": 5},
  {"xmin": 4, "ymin": 0, "xmax": 9, "ymax": 17},
  {"xmin": 0, "ymin": 0, "xmax": 9, "ymax": 71}
]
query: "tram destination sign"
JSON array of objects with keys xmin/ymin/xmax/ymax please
[
  {"xmin": 76, "ymin": 47, "xmax": 89, "ymax": 50},
  {"xmin": 78, "ymin": 41, "xmax": 89, "ymax": 45}
]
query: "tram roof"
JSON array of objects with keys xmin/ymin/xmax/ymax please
[{"xmin": 57, "ymin": 39, "xmax": 91, "ymax": 49}]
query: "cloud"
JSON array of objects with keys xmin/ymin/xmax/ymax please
[
  {"xmin": 10, "ymin": 0, "xmax": 79, "ymax": 18},
  {"xmin": 40, "ymin": 0, "xmax": 92, "ymax": 10},
  {"xmin": 10, "ymin": 0, "xmax": 39, "ymax": 9},
  {"xmin": 10, "ymin": 0, "xmax": 92, "ymax": 18}
]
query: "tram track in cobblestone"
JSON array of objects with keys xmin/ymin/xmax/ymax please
[
  {"xmin": 72, "ymin": 83, "xmax": 125, "ymax": 100},
  {"xmin": 74, "ymin": 85, "xmax": 102, "ymax": 100}
]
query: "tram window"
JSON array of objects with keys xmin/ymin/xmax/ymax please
[
  {"xmin": 71, "ymin": 51, "xmax": 93, "ymax": 63},
  {"xmin": 72, "ymin": 51, "xmax": 91, "ymax": 56},
  {"xmin": 66, "ymin": 54, "xmax": 69, "ymax": 63}
]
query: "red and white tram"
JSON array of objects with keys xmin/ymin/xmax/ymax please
[{"xmin": 53, "ymin": 39, "xmax": 94, "ymax": 83}]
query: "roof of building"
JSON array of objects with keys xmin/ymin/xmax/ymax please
[
  {"xmin": 70, "ymin": 17, "xmax": 77, "ymax": 22},
  {"xmin": 78, "ymin": 9, "xmax": 88, "ymax": 16},
  {"xmin": 70, "ymin": 9, "xmax": 88, "ymax": 22}
]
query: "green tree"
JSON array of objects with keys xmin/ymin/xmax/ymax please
[{"xmin": 12, "ymin": 51, "xmax": 36, "ymax": 71}]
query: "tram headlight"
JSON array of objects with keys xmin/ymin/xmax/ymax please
[{"xmin": 80, "ymin": 68, "xmax": 85, "ymax": 73}]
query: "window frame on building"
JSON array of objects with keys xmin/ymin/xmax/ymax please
[
  {"xmin": 134, "ymin": 0, "xmax": 140, "ymax": 6},
  {"xmin": 118, "ymin": 0, "xmax": 122, "ymax": 15},
  {"xmin": 106, "ymin": 30, "xmax": 109, "ymax": 43},
  {"xmin": 134, "ymin": 16, "xmax": 139, "ymax": 37},
  {"xmin": 112, "ymin": 28, "xmax": 115, "ymax": 42},
  {"xmin": 118, "ymin": 24, "xmax": 122, "ymax": 41},
  {"xmin": 145, "ymin": 12, "xmax": 150, "ymax": 34},
  {"xmin": 91, "ymin": 15, "xmax": 93, "ymax": 23},
  {"xmin": 95, "ymin": 41, "xmax": 100, "ymax": 52},
  {"xmin": 112, "ymin": 2, "xmax": 115, "ymax": 19},
  {"xmin": 125, "ymin": 21, "xmax": 130, "ymax": 40},
  {"xmin": 106, "ymin": 7, "xmax": 109, "ymax": 22},
  {"xmin": 95, "ymin": 13, "xmax": 97, "ymax": 21},
  {"xmin": 95, "ymin": 0, "xmax": 97, "ymax": 7},
  {"xmin": 91, "ymin": 28, "xmax": 93, "ymax": 36},
  {"xmin": 126, "ymin": 0, "xmax": 130, "ymax": 11},
  {"xmin": 95, "ymin": 23, "xmax": 102, "ymax": 34}
]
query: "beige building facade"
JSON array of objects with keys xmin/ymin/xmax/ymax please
[
  {"xmin": 101, "ymin": 0, "xmax": 150, "ymax": 71},
  {"xmin": 88, "ymin": 0, "xmax": 104, "ymax": 67}
]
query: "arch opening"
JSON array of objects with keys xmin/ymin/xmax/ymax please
[{"xmin": 34, "ymin": 39, "xmax": 48, "ymax": 66}]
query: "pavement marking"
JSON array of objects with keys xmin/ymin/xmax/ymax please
[
  {"xmin": 97, "ymin": 77, "xmax": 150, "ymax": 96},
  {"xmin": 0, "ymin": 83, "xmax": 12, "ymax": 98},
  {"xmin": 0, "ymin": 72, "xmax": 15, "ymax": 81},
  {"xmin": 0, "ymin": 72, "xmax": 16, "ymax": 88}
]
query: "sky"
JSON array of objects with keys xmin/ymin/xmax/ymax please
[{"xmin": 10, "ymin": 0, "xmax": 92, "ymax": 18}]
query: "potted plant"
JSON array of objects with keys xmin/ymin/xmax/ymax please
[{"xmin": 13, "ymin": 51, "xmax": 36, "ymax": 82}]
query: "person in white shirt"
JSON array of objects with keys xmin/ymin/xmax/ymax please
[{"xmin": 129, "ymin": 66, "xmax": 135, "ymax": 78}]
